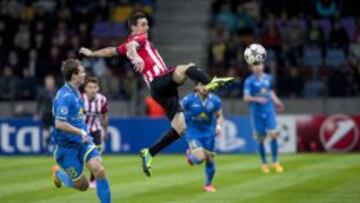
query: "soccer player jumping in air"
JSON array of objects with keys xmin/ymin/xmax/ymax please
[
  {"xmin": 181, "ymin": 83, "xmax": 224, "ymax": 192},
  {"xmin": 52, "ymin": 59, "xmax": 111, "ymax": 203},
  {"xmin": 243, "ymin": 63, "xmax": 284, "ymax": 174},
  {"xmin": 79, "ymin": 12, "xmax": 233, "ymax": 177}
]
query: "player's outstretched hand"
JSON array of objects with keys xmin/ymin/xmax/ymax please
[
  {"xmin": 80, "ymin": 130, "xmax": 89, "ymax": 143},
  {"xmin": 216, "ymin": 125, "xmax": 222, "ymax": 137},
  {"xmin": 79, "ymin": 47, "xmax": 93, "ymax": 57},
  {"xmin": 275, "ymin": 101, "xmax": 285, "ymax": 112},
  {"xmin": 255, "ymin": 97, "xmax": 267, "ymax": 104},
  {"xmin": 133, "ymin": 56, "xmax": 145, "ymax": 72}
]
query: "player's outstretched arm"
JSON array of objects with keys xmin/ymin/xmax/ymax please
[
  {"xmin": 271, "ymin": 90, "xmax": 284, "ymax": 111},
  {"xmin": 215, "ymin": 109, "xmax": 224, "ymax": 136},
  {"xmin": 101, "ymin": 112, "xmax": 109, "ymax": 141},
  {"xmin": 79, "ymin": 47, "xmax": 117, "ymax": 58},
  {"xmin": 126, "ymin": 41, "xmax": 144, "ymax": 72},
  {"xmin": 243, "ymin": 94, "xmax": 267, "ymax": 104}
]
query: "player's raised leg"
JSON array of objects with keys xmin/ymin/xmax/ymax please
[
  {"xmin": 140, "ymin": 112, "xmax": 186, "ymax": 177},
  {"xmin": 87, "ymin": 157, "xmax": 111, "ymax": 203},
  {"xmin": 172, "ymin": 63, "xmax": 234, "ymax": 91},
  {"xmin": 52, "ymin": 165, "xmax": 90, "ymax": 191}
]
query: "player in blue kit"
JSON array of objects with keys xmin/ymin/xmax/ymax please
[
  {"xmin": 51, "ymin": 59, "xmax": 111, "ymax": 203},
  {"xmin": 243, "ymin": 63, "xmax": 284, "ymax": 174},
  {"xmin": 181, "ymin": 83, "xmax": 224, "ymax": 192}
]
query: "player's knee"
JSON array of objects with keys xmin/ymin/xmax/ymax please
[
  {"xmin": 269, "ymin": 132, "xmax": 279, "ymax": 139},
  {"xmin": 175, "ymin": 122, "xmax": 186, "ymax": 135},
  {"xmin": 173, "ymin": 64, "xmax": 193, "ymax": 83},
  {"xmin": 92, "ymin": 165, "xmax": 106, "ymax": 179},
  {"xmin": 172, "ymin": 116, "xmax": 186, "ymax": 135},
  {"xmin": 258, "ymin": 138, "xmax": 266, "ymax": 144},
  {"xmin": 193, "ymin": 150, "xmax": 206, "ymax": 162}
]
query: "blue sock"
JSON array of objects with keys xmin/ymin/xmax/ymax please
[
  {"xmin": 271, "ymin": 138, "xmax": 278, "ymax": 163},
  {"xmin": 56, "ymin": 170, "xmax": 73, "ymax": 188},
  {"xmin": 96, "ymin": 179, "xmax": 111, "ymax": 203},
  {"xmin": 258, "ymin": 142, "xmax": 267, "ymax": 164},
  {"xmin": 188, "ymin": 153, "xmax": 202, "ymax": 165},
  {"xmin": 205, "ymin": 160, "xmax": 215, "ymax": 186}
]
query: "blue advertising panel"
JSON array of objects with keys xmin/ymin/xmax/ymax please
[{"xmin": 0, "ymin": 117, "xmax": 258, "ymax": 155}]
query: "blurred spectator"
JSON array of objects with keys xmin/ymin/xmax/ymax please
[
  {"xmin": 35, "ymin": 75, "xmax": 57, "ymax": 148},
  {"xmin": 100, "ymin": 68, "xmax": 120, "ymax": 99},
  {"xmin": 17, "ymin": 68, "xmax": 37, "ymax": 100},
  {"xmin": 208, "ymin": 25, "xmax": 229, "ymax": 69},
  {"xmin": 315, "ymin": 0, "xmax": 338, "ymax": 18},
  {"xmin": 214, "ymin": 3, "xmax": 237, "ymax": 32},
  {"xmin": 278, "ymin": 66, "xmax": 304, "ymax": 98},
  {"xmin": 14, "ymin": 24, "xmax": 31, "ymax": 51},
  {"xmin": 327, "ymin": 68, "xmax": 351, "ymax": 97},
  {"xmin": 329, "ymin": 19, "xmax": 350, "ymax": 48},
  {"xmin": 208, "ymin": 0, "xmax": 360, "ymax": 98},
  {"xmin": 307, "ymin": 19, "xmax": 325, "ymax": 46},
  {"xmin": 0, "ymin": 67, "xmax": 18, "ymax": 100},
  {"xmin": 145, "ymin": 96, "xmax": 165, "ymax": 118},
  {"xmin": 303, "ymin": 70, "xmax": 325, "ymax": 98},
  {"xmin": 349, "ymin": 34, "xmax": 360, "ymax": 68}
]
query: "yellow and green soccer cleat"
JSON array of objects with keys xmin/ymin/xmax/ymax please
[
  {"xmin": 52, "ymin": 165, "xmax": 62, "ymax": 188},
  {"xmin": 205, "ymin": 76, "xmax": 235, "ymax": 91},
  {"xmin": 139, "ymin": 148, "xmax": 153, "ymax": 177},
  {"xmin": 261, "ymin": 164, "xmax": 270, "ymax": 174},
  {"xmin": 272, "ymin": 162, "xmax": 284, "ymax": 173}
]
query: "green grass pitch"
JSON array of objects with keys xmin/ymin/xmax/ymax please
[{"xmin": 0, "ymin": 154, "xmax": 359, "ymax": 203}]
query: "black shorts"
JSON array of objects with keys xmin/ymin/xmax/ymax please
[
  {"xmin": 90, "ymin": 130, "xmax": 102, "ymax": 145},
  {"xmin": 150, "ymin": 71, "xmax": 183, "ymax": 120}
]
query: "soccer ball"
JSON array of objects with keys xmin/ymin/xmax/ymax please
[{"xmin": 243, "ymin": 43, "xmax": 267, "ymax": 65}]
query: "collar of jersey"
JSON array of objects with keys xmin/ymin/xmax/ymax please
[{"xmin": 65, "ymin": 83, "xmax": 80, "ymax": 97}]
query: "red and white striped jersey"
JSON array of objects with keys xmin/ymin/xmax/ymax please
[
  {"xmin": 82, "ymin": 93, "xmax": 108, "ymax": 133},
  {"xmin": 116, "ymin": 32, "xmax": 171, "ymax": 87}
]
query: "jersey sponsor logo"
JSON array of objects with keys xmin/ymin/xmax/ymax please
[
  {"xmin": 320, "ymin": 114, "xmax": 360, "ymax": 152},
  {"xmin": 195, "ymin": 112, "xmax": 209, "ymax": 121},
  {"xmin": 60, "ymin": 106, "xmax": 68, "ymax": 115}
]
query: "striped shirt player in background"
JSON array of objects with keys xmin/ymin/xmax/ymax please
[
  {"xmin": 82, "ymin": 77, "xmax": 109, "ymax": 188},
  {"xmin": 79, "ymin": 12, "xmax": 234, "ymax": 177}
]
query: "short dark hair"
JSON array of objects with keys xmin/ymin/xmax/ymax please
[
  {"xmin": 61, "ymin": 59, "xmax": 81, "ymax": 81},
  {"xmin": 128, "ymin": 12, "xmax": 147, "ymax": 28},
  {"xmin": 84, "ymin": 76, "xmax": 99, "ymax": 87}
]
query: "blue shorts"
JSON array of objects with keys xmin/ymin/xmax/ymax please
[
  {"xmin": 53, "ymin": 143, "xmax": 100, "ymax": 181},
  {"xmin": 251, "ymin": 112, "xmax": 277, "ymax": 138},
  {"xmin": 187, "ymin": 137, "xmax": 215, "ymax": 154}
]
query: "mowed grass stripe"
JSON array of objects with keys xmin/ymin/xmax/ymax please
[
  {"xmin": 244, "ymin": 162, "xmax": 360, "ymax": 203},
  {"xmin": 0, "ymin": 154, "xmax": 359, "ymax": 203},
  {"xmin": 40, "ymin": 156, "xmax": 263, "ymax": 202},
  {"xmin": 49, "ymin": 154, "xmax": 336, "ymax": 203},
  {"xmin": 0, "ymin": 154, "xmax": 333, "ymax": 201},
  {"xmin": 168, "ymin": 155, "xmax": 359, "ymax": 203}
]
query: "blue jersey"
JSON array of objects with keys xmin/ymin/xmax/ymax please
[
  {"xmin": 181, "ymin": 93, "xmax": 221, "ymax": 139},
  {"xmin": 52, "ymin": 83, "xmax": 88, "ymax": 146},
  {"xmin": 243, "ymin": 73, "xmax": 275, "ymax": 116}
]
